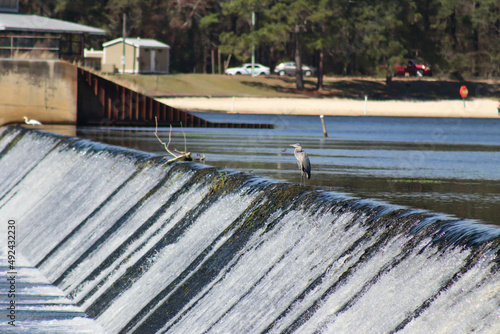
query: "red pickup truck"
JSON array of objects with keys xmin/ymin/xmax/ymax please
[{"xmin": 394, "ymin": 59, "xmax": 432, "ymax": 77}]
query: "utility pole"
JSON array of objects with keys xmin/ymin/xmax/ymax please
[
  {"xmin": 122, "ymin": 13, "xmax": 126, "ymax": 74},
  {"xmin": 251, "ymin": 10, "xmax": 255, "ymax": 77}
]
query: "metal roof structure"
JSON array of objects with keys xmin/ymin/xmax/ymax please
[
  {"xmin": 103, "ymin": 37, "xmax": 170, "ymax": 49},
  {"xmin": 0, "ymin": 13, "xmax": 106, "ymax": 35}
]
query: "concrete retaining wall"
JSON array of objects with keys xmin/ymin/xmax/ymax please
[{"xmin": 0, "ymin": 59, "xmax": 77, "ymax": 126}]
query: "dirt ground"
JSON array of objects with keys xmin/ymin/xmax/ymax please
[
  {"xmin": 157, "ymin": 96, "xmax": 500, "ymax": 118},
  {"xmin": 229, "ymin": 76, "xmax": 500, "ymax": 100}
]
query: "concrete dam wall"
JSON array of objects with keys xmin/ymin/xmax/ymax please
[{"xmin": 0, "ymin": 60, "xmax": 77, "ymax": 126}]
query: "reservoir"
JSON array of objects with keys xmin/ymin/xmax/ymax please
[{"xmin": 74, "ymin": 114, "xmax": 500, "ymax": 226}]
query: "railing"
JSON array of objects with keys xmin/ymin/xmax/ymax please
[
  {"xmin": 0, "ymin": 34, "xmax": 85, "ymax": 59},
  {"xmin": 0, "ymin": 35, "xmax": 60, "ymax": 58},
  {"xmin": 76, "ymin": 68, "xmax": 274, "ymax": 128}
]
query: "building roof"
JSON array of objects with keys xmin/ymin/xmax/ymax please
[
  {"xmin": 0, "ymin": 13, "xmax": 106, "ymax": 35},
  {"xmin": 103, "ymin": 37, "xmax": 170, "ymax": 49}
]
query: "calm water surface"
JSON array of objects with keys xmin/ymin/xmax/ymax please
[{"xmin": 68, "ymin": 114, "xmax": 500, "ymax": 226}]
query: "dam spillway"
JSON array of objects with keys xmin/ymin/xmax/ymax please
[{"xmin": 0, "ymin": 125, "xmax": 498, "ymax": 333}]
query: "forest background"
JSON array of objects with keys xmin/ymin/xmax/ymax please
[{"xmin": 19, "ymin": 0, "xmax": 500, "ymax": 87}]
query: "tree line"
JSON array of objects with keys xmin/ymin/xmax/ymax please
[{"xmin": 20, "ymin": 0, "xmax": 500, "ymax": 89}]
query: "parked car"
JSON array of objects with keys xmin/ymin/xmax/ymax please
[
  {"xmin": 224, "ymin": 63, "xmax": 270, "ymax": 76},
  {"xmin": 393, "ymin": 59, "xmax": 432, "ymax": 77},
  {"xmin": 274, "ymin": 62, "xmax": 317, "ymax": 76}
]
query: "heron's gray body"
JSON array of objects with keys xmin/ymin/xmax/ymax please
[{"xmin": 291, "ymin": 144, "xmax": 311, "ymax": 180}]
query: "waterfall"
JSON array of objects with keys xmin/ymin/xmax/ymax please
[{"xmin": 0, "ymin": 125, "xmax": 498, "ymax": 333}]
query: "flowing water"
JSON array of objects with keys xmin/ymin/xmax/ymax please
[
  {"xmin": 74, "ymin": 114, "xmax": 500, "ymax": 226},
  {"xmin": 0, "ymin": 125, "xmax": 499, "ymax": 333}
]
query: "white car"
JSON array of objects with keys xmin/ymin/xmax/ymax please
[{"xmin": 225, "ymin": 63, "xmax": 271, "ymax": 76}]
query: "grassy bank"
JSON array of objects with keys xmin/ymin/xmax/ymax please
[
  {"xmin": 108, "ymin": 73, "xmax": 300, "ymax": 97},
  {"xmin": 106, "ymin": 73, "xmax": 500, "ymax": 101}
]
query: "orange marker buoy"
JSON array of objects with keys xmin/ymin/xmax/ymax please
[
  {"xmin": 460, "ymin": 85, "xmax": 468, "ymax": 108},
  {"xmin": 459, "ymin": 85, "xmax": 468, "ymax": 99}
]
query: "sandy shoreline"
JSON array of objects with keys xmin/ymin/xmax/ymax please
[{"xmin": 157, "ymin": 97, "xmax": 500, "ymax": 118}]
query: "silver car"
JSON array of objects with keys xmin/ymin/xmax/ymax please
[
  {"xmin": 225, "ymin": 63, "xmax": 271, "ymax": 76},
  {"xmin": 274, "ymin": 62, "xmax": 317, "ymax": 76}
]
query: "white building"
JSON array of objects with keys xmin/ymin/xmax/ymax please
[{"xmin": 102, "ymin": 37, "xmax": 170, "ymax": 74}]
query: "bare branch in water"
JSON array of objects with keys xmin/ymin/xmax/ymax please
[
  {"xmin": 154, "ymin": 117, "xmax": 179, "ymax": 158},
  {"xmin": 154, "ymin": 117, "xmax": 193, "ymax": 163}
]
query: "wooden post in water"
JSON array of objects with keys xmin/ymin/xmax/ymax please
[
  {"xmin": 364, "ymin": 95, "xmax": 368, "ymax": 115},
  {"xmin": 320, "ymin": 115, "xmax": 328, "ymax": 137}
]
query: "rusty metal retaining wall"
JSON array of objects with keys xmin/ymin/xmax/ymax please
[{"xmin": 77, "ymin": 68, "xmax": 274, "ymax": 128}]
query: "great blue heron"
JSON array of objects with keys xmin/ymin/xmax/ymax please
[
  {"xmin": 23, "ymin": 116, "xmax": 42, "ymax": 126},
  {"xmin": 290, "ymin": 143, "xmax": 311, "ymax": 181}
]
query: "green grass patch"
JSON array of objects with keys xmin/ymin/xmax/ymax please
[
  {"xmin": 108, "ymin": 73, "xmax": 301, "ymax": 97},
  {"xmin": 98, "ymin": 72, "xmax": 500, "ymax": 100}
]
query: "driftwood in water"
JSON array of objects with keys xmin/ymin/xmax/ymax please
[{"xmin": 154, "ymin": 117, "xmax": 193, "ymax": 163}]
